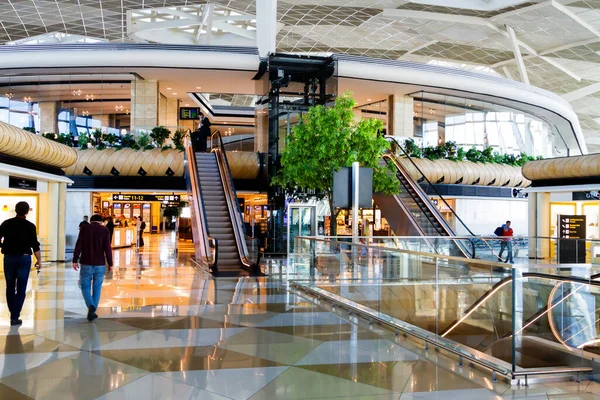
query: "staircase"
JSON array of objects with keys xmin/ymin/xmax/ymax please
[{"xmin": 196, "ymin": 153, "xmax": 241, "ymax": 270}]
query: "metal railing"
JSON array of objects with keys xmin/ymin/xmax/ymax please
[
  {"xmin": 184, "ymin": 135, "xmax": 217, "ymax": 269},
  {"xmin": 211, "ymin": 131, "xmax": 261, "ymax": 271},
  {"xmin": 289, "ymin": 235, "xmax": 600, "ymax": 382}
]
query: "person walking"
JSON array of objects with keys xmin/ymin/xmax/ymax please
[
  {"xmin": 79, "ymin": 215, "xmax": 89, "ymax": 230},
  {"xmin": 138, "ymin": 218, "xmax": 146, "ymax": 248},
  {"xmin": 497, "ymin": 220, "xmax": 514, "ymax": 263},
  {"xmin": 105, "ymin": 216, "xmax": 115, "ymax": 243},
  {"xmin": 73, "ymin": 214, "xmax": 113, "ymax": 322},
  {"xmin": 0, "ymin": 201, "xmax": 41, "ymax": 326},
  {"xmin": 199, "ymin": 112, "xmax": 212, "ymax": 152}
]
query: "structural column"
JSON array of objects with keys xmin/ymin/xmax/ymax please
[
  {"xmin": 256, "ymin": 0, "xmax": 277, "ymax": 56},
  {"xmin": 131, "ymin": 78, "xmax": 159, "ymax": 133},
  {"xmin": 38, "ymin": 182, "xmax": 59, "ymax": 261},
  {"xmin": 528, "ymin": 192, "xmax": 537, "ymax": 259},
  {"xmin": 39, "ymin": 101, "xmax": 59, "ymax": 134},
  {"xmin": 387, "ymin": 95, "xmax": 414, "ymax": 137},
  {"xmin": 537, "ymin": 192, "xmax": 551, "ymax": 259},
  {"xmin": 158, "ymin": 95, "xmax": 179, "ymax": 130},
  {"xmin": 57, "ymin": 182, "xmax": 67, "ymax": 261}
]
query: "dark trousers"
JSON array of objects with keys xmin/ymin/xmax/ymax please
[{"xmin": 4, "ymin": 255, "xmax": 31, "ymax": 321}]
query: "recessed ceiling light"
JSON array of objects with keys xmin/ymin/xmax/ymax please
[
  {"xmin": 166, "ymin": 87, "xmax": 172, "ymax": 90},
  {"xmin": 196, "ymin": 86, "xmax": 201, "ymax": 89},
  {"xmin": 367, "ymin": 98, "xmax": 372, "ymax": 101},
  {"xmin": 185, "ymin": 103, "xmax": 190, "ymax": 106},
  {"xmin": 172, "ymin": 92, "xmax": 177, "ymax": 95},
  {"xmin": 224, "ymin": 122, "xmax": 228, "ymax": 124}
]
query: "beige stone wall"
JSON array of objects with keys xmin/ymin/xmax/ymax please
[
  {"xmin": 131, "ymin": 78, "xmax": 158, "ymax": 132},
  {"xmin": 158, "ymin": 95, "xmax": 179, "ymax": 130},
  {"xmin": 39, "ymin": 101, "xmax": 59, "ymax": 134},
  {"xmin": 388, "ymin": 95, "xmax": 414, "ymax": 137}
]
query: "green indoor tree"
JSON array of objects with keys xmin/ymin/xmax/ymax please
[{"xmin": 273, "ymin": 93, "xmax": 399, "ymax": 236}]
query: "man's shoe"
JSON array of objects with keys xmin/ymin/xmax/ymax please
[
  {"xmin": 87, "ymin": 306, "xmax": 96, "ymax": 322},
  {"xmin": 10, "ymin": 319, "xmax": 22, "ymax": 326}
]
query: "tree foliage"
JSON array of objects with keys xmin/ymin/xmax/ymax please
[{"xmin": 273, "ymin": 93, "xmax": 399, "ymax": 230}]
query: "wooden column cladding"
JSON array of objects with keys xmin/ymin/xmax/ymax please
[
  {"xmin": 0, "ymin": 122, "xmax": 77, "ymax": 168},
  {"xmin": 398, "ymin": 158, "xmax": 530, "ymax": 187},
  {"xmin": 523, "ymin": 155, "xmax": 600, "ymax": 182}
]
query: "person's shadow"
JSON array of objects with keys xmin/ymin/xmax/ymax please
[{"xmin": 3, "ymin": 326, "xmax": 25, "ymax": 378}]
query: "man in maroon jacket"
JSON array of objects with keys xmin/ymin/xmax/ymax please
[{"xmin": 73, "ymin": 214, "xmax": 113, "ymax": 321}]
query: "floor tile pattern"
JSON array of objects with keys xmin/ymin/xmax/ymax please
[{"xmin": 0, "ymin": 233, "xmax": 596, "ymax": 399}]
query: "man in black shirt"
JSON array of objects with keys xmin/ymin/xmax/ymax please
[
  {"xmin": 0, "ymin": 201, "xmax": 41, "ymax": 326},
  {"xmin": 79, "ymin": 215, "xmax": 89, "ymax": 230}
]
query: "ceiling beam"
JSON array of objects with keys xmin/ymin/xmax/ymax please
[
  {"xmin": 562, "ymin": 82, "xmax": 600, "ymax": 102},
  {"xmin": 539, "ymin": 55, "xmax": 581, "ymax": 81},
  {"xmin": 506, "ymin": 25, "xmax": 529, "ymax": 84},
  {"xmin": 502, "ymin": 66, "xmax": 514, "ymax": 80},
  {"xmin": 382, "ymin": 8, "xmax": 538, "ymax": 56},
  {"xmin": 490, "ymin": 1, "xmax": 552, "ymax": 20},
  {"xmin": 399, "ymin": 39, "xmax": 438, "ymax": 59},
  {"xmin": 551, "ymin": 0, "xmax": 600, "ymax": 38}
]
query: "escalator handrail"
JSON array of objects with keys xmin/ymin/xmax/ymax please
[
  {"xmin": 383, "ymin": 153, "xmax": 474, "ymax": 258},
  {"xmin": 386, "ymin": 137, "xmax": 477, "ymax": 237},
  {"xmin": 210, "ymin": 130, "xmax": 255, "ymax": 270},
  {"xmin": 184, "ymin": 136, "xmax": 216, "ymax": 267},
  {"xmin": 440, "ymin": 272, "xmax": 600, "ymax": 337}
]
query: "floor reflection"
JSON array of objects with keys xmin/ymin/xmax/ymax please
[{"xmin": 0, "ymin": 233, "xmax": 595, "ymax": 399}]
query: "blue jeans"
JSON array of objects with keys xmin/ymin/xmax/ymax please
[
  {"xmin": 498, "ymin": 241, "xmax": 513, "ymax": 263},
  {"xmin": 4, "ymin": 255, "xmax": 31, "ymax": 321},
  {"xmin": 80, "ymin": 265, "xmax": 105, "ymax": 309}
]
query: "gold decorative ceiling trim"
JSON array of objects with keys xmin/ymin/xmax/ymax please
[{"xmin": 0, "ymin": 122, "xmax": 77, "ymax": 168}]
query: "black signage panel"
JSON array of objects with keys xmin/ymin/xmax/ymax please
[
  {"xmin": 333, "ymin": 167, "xmax": 373, "ymax": 208},
  {"xmin": 558, "ymin": 214, "xmax": 586, "ymax": 263},
  {"xmin": 573, "ymin": 191, "xmax": 600, "ymax": 201},
  {"xmin": 112, "ymin": 194, "xmax": 181, "ymax": 202},
  {"xmin": 179, "ymin": 107, "xmax": 200, "ymax": 120},
  {"xmin": 9, "ymin": 176, "xmax": 37, "ymax": 191}
]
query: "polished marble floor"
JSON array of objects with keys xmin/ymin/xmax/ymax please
[{"xmin": 0, "ymin": 233, "xmax": 598, "ymax": 399}]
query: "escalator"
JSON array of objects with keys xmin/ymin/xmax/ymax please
[
  {"xmin": 374, "ymin": 138, "xmax": 475, "ymax": 258},
  {"xmin": 437, "ymin": 272, "xmax": 600, "ymax": 369},
  {"xmin": 184, "ymin": 132, "xmax": 260, "ymax": 274}
]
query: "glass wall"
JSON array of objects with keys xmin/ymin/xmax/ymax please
[
  {"xmin": 0, "ymin": 74, "xmax": 132, "ymax": 138},
  {"xmin": 412, "ymin": 92, "xmax": 561, "ymax": 159},
  {"xmin": 0, "ymin": 96, "xmax": 40, "ymax": 131},
  {"xmin": 353, "ymin": 92, "xmax": 568, "ymax": 159}
]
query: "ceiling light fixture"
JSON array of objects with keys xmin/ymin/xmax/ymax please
[
  {"xmin": 366, "ymin": 98, "xmax": 372, "ymax": 101},
  {"xmin": 115, "ymin": 105, "xmax": 124, "ymax": 112},
  {"xmin": 196, "ymin": 86, "xmax": 201, "ymax": 89},
  {"xmin": 72, "ymin": 89, "xmax": 82, "ymax": 96},
  {"xmin": 172, "ymin": 92, "xmax": 177, "ymax": 95},
  {"xmin": 5, "ymin": 93, "xmax": 13, "ymax": 99},
  {"xmin": 82, "ymin": 111, "xmax": 89, "ymax": 116},
  {"xmin": 85, "ymin": 94, "xmax": 95, "ymax": 101},
  {"xmin": 166, "ymin": 87, "xmax": 172, "ymax": 90},
  {"xmin": 23, "ymin": 96, "xmax": 32, "ymax": 102}
]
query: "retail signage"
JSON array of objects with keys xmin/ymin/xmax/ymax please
[
  {"xmin": 112, "ymin": 194, "xmax": 181, "ymax": 202},
  {"xmin": 9, "ymin": 176, "xmax": 37, "ymax": 191},
  {"xmin": 179, "ymin": 107, "xmax": 200, "ymax": 120},
  {"xmin": 558, "ymin": 214, "xmax": 586, "ymax": 263}
]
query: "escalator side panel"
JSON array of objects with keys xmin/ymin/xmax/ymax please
[{"xmin": 373, "ymin": 193, "xmax": 423, "ymax": 236}]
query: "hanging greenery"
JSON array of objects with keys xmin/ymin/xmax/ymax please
[{"xmin": 406, "ymin": 140, "xmax": 542, "ymax": 166}]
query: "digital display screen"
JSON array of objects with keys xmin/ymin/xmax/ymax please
[{"xmin": 180, "ymin": 107, "xmax": 200, "ymax": 120}]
